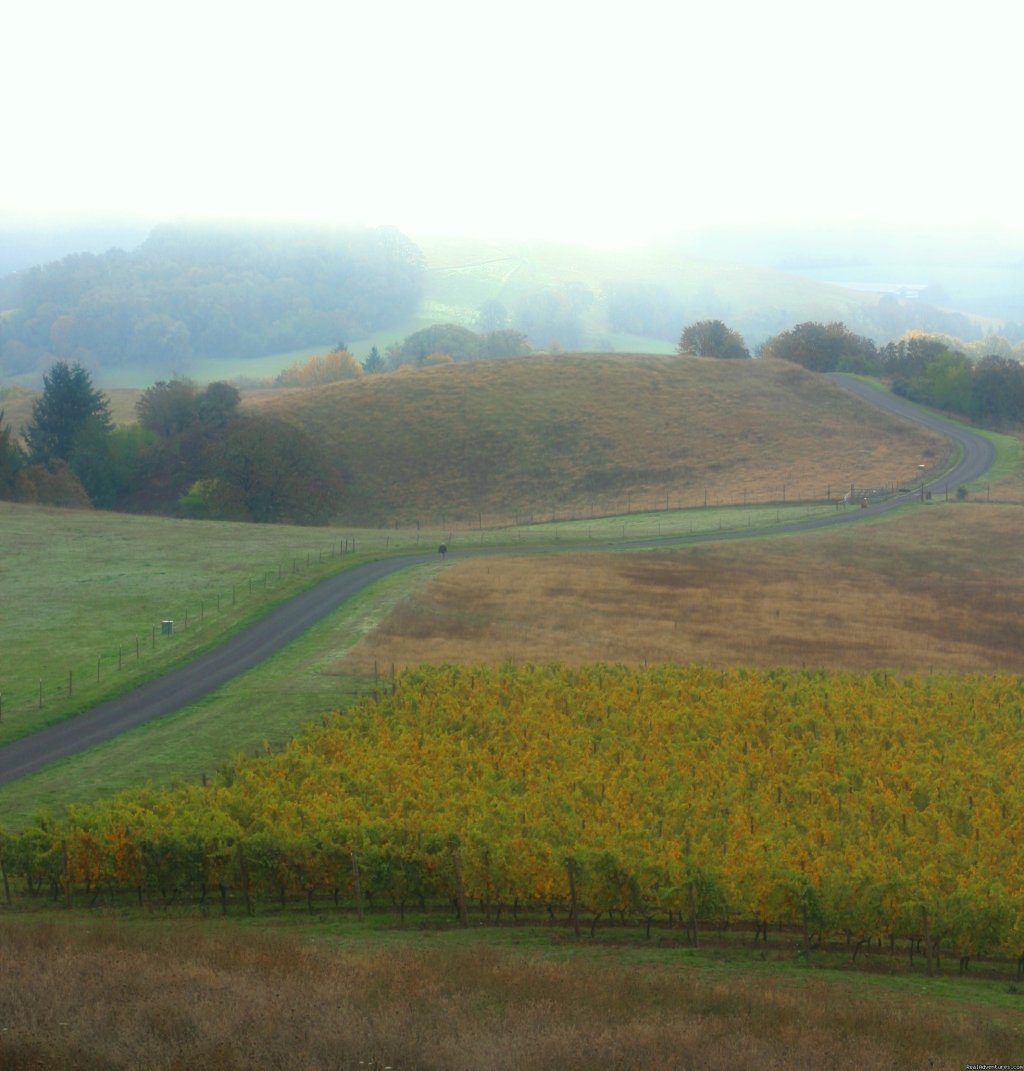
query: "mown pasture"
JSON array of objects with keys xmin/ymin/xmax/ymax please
[{"xmin": 0, "ymin": 502, "xmax": 374, "ymax": 743}]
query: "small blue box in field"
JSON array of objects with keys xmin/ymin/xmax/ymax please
[{"xmin": 161, "ymin": 620, "xmax": 173, "ymax": 636}]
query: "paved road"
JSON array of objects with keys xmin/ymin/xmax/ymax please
[
  {"xmin": 0, "ymin": 555, "xmax": 437, "ymax": 785},
  {"xmin": 828, "ymin": 375, "xmax": 995, "ymax": 500},
  {"xmin": 0, "ymin": 377, "xmax": 996, "ymax": 785}
]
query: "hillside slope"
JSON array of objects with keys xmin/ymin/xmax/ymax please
[{"xmin": 260, "ymin": 355, "xmax": 948, "ymax": 526}]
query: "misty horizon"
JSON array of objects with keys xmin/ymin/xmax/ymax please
[{"xmin": 3, "ymin": 0, "xmax": 1020, "ymax": 246}]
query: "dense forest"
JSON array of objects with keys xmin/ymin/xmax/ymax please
[{"xmin": 0, "ymin": 224, "xmax": 425, "ymax": 377}]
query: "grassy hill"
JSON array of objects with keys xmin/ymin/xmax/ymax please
[{"xmin": 258, "ymin": 355, "xmax": 948, "ymax": 526}]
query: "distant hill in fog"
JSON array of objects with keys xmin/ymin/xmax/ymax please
[
  {"xmin": 0, "ymin": 221, "xmax": 153, "ymax": 277},
  {"xmin": 411, "ymin": 235, "xmax": 990, "ymax": 354},
  {"xmin": 0, "ymin": 223, "xmax": 425, "ymax": 383},
  {"xmin": 1, "ymin": 220, "xmax": 1016, "ymax": 386},
  {"xmin": 679, "ymin": 224, "xmax": 1024, "ymax": 328}
]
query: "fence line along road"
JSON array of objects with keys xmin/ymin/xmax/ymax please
[{"xmin": 0, "ymin": 377, "xmax": 997, "ymax": 786}]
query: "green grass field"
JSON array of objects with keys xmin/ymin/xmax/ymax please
[
  {"xmin": 0, "ymin": 500, "xmax": 847, "ymax": 824},
  {"xmin": 0, "ymin": 503, "xmax": 379, "ymax": 742}
]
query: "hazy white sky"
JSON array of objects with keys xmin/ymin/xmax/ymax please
[{"xmin": 3, "ymin": 0, "xmax": 1019, "ymax": 244}]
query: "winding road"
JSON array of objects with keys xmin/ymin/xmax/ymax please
[{"xmin": 0, "ymin": 377, "xmax": 997, "ymax": 786}]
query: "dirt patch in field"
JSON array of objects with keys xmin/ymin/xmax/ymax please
[{"xmin": 336, "ymin": 504, "xmax": 1024, "ymax": 675}]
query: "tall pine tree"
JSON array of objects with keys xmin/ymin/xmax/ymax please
[{"xmin": 24, "ymin": 361, "xmax": 112, "ymax": 463}]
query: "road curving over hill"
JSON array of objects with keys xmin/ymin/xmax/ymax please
[
  {"xmin": 827, "ymin": 375, "xmax": 995, "ymax": 502},
  {"xmin": 0, "ymin": 377, "xmax": 997, "ymax": 786}
]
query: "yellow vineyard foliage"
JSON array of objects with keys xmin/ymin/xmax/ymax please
[{"xmin": 29, "ymin": 664, "xmax": 1024, "ymax": 956}]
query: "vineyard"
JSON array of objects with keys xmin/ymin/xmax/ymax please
[{"xmin": 7, "ymin": 663, "xmax": 1024, "ymax": 977}]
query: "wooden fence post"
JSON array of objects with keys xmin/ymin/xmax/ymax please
[
  {"xmin": 62, "ymin": 840, "xmax": 72, "ymax": 910},
  {"xmin": 565, "ymin": 857, "xmax": 581, "ymax": 938},
  {"xmin": 237, "ymin": 843, "xmax": 253, "ymax": 917},
  {"xmin": 350, "ymin": 852, "xmax": 365, "ymax": 921},
  {"xmin": 0, "ymin": 846, "xmax": 11, "ymax": 905},
  {"xmin": 449, "ymin": 837, "xmax": 469, "ymax": 928}
]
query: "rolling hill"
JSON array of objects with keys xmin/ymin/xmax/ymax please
[{"xmin": 257, "ymin": 354, "xmax": 948, "ymax": 526}]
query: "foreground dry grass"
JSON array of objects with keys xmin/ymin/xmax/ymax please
[
  {"xmin": 0, "ymin": 921, "xmax": 1019, "ymax": 1071},
  {"xmin": 338, "ymin": 504, "xmax": 1024, "ymax": 675}
]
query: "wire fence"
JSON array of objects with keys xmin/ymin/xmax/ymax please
[{"xmin": 0, "ymin": 537, "xmax": 363, "ymax": 732}]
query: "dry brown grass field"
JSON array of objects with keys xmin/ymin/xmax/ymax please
[
  {"xmin": 337, "ymin": 504, "xmax": 1024, "ymax": 676},
  {"xmin": 261, "ymin": 355, "xmax": 949, "ymax": 525},
  {"xmin": 0, "ymin": 921, "xmax": 1019, "ymax": 1071}
]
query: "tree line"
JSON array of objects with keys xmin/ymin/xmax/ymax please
[
  {"xmin": 677, "ymin": 319, "xmax": 1024, "ymax": 426},
  {"xmin": 0, "ymin": 224, "xmax": 425, "ymax": 377},
  {"xmin": 0, "ymin": 362, "xmax": 342, "ymax": 524}
]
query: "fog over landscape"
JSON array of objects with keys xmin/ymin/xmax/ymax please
[
  {"xmin": 3, "ymin": 0, "xmax": 1020, "ymax": 249},
  {"xmin": 2, "ymin": 0, "xmax": 1023, "ymax": 388}
]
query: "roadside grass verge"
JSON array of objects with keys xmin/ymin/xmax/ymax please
[
  {"xmin": 0, "ymin": 503, "xmax": 378, "ymax": 743},
  {"xmin": 0, "ymin": 562, "xmax": 435, "ymax": 828},
  {"xmin": 442, "ymin": 499, "xmax": 854, "ymax": 548},
  {"xmin": 971, "ymin": 426, "xmax": 1024, "ymax": 498}
]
